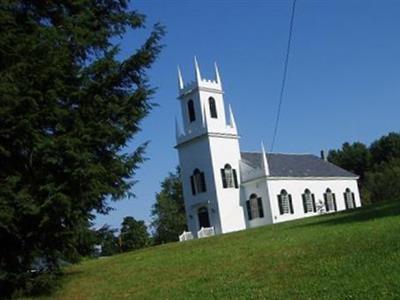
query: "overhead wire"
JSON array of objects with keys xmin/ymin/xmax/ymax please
[{"xmin": 270, "ymin": 0, "xmax": 298, "ymax": 152}]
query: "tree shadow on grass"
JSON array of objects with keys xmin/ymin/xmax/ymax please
[
  {"xmin": 27, "ymin": 269, "xmax": 84, "ymax": 299},
  {"xmin": 295, "ymin": 201, "xmax": 400, "ymax": 228}
]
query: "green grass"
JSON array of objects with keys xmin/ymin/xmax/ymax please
[{"xmin": 29, "ymin": 201, "xmax": 400, "ymax": 300}]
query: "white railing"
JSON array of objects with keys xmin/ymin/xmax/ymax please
[
  {"xmin": 197, "ymin": 226, "xmax": 215, "ymax": 239},
  {"xmin": 179, "ymin": 231, "xmax": 194, "ymax": 242}
]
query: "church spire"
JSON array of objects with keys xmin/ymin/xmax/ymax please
[
  {"xmin": 194, "ymin": 56, "xmax": 202, "ymax": 83},
  {"xmin": 177, "ymin": 66, "xmax": 184, "ymax": 90}
]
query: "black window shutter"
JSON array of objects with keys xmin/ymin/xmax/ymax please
[
  {"xmin": 324, "ymin": 194, "xmax": 328, "ymax": 211},
  {"xmin": 233, "ymin": 169, "xmax": 239, "ymax": 188},
  {"xmin": 220, "ymin": 169, "xmax": 227, "ymax": 188},
  {"xmin": 344, "ymin": 193, "xmax": 348, "ymax": 209},
  {"xmin": 278, "ymin": 195, "xmax": 283, "ymax": 215},
  {"xmin": 190, "ymin": 176, "xmax": 196, "ymax": 195},
  {"xmin": 352, "ymin": 192, "xmax": 356, "ymax": 208},
  {"xmin": 312, "ymin": 194, "xmax": 316, "ymax": 212},
  {"xmin": 200, "ymin": 172, "xmax": 206, "ymax": 192},
  {"xmin": 333, "ymin": 194, "xmax": 337, "ymax": 211},
  {"xmin": 289, "ymin": 195, "xmax": 294, "ymax": 214},
  {"xmin": 302, "ymin": 194, "xmax": 307, "ymax": 213},
  {"xmin": 257, "ymin": 198, "xmax": 264, "ymax": 218},
  {"xmin": 246, "ymin": 200, "xmax": 252, "ymax": 220}
]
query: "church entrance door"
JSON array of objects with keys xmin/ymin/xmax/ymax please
[{"xmin": 198, "ymin": 207, "xmax": 210, "ymax": 229}]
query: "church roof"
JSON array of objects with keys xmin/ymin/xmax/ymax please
[{"xmin": 240, "ymin": 152, "xmax": 357, "ymax": 178}]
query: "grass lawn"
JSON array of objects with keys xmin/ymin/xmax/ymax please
[{"xmin": 28, "ymin": 201, "xmax": 400, "ymax": 299}]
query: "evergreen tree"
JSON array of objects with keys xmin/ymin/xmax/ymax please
[
  {"xmin": 151, "ymin": 168, "xmax": 187, "ymax": 244},
  {"xmin": 96, "ymin": 225, "xmax": 119, "ymax": 257},
  {"xmin": 328, "ymin": 142, "xmax": 372, "ymax": 181},
  {"xmin": 365, "ymin": 158, "xmax": 400, "ymax": 203},
  {"xmin": 120, "ymin": 217, "xmax": 149, "ymax": 252},
  {"xmin": 328, "ymin": 132, "xmax": 400, "ymax": 204},
  {"xmin": 370, "ymin": 132, "xmax": 400, "ymax": 165},
  {"xmin": 0, "ymin": 1, "xmax": 164, "ymax": 295}
]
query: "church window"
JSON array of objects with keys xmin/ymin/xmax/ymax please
[
  {"xmin": 302, "ymin": 189, "xmax": 316, "ymax": 213},
  {"xmin": 188, "ymin": 99, "xmax": 196, "ymax": 122},
  {"xmin": 344, "ymin": 188, "xmax": 356, "ymax": 209},
  {"xmin": 246, "ymin": 194, "xmax": 264, "ymax": 220},
  {"xmin": 221, "ymin": 164, "xmax": 238, "ymax": 189},
  {"xmin": 324, "ymin": 188, "xmax": 337, "ymax": 212},
  {"xmin": 278, "ymin": 189, "xmax": 294, "ymax": 215},
  {"xmin": 190, "ymin": 169, "xmax": 206, "ymax": 195},
  {"xmin": 209, "ymin": 97, "xmax": 218, "ymax": 118}
]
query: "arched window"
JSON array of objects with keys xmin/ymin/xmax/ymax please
[
  {"xmin": 221, "ymin": 164, "xmax": 238, "ymax": 188},
  {"xmin": 302, "ymin": 189, "xmax": 316, "ymax": 213},
  {"xmin": 190, "ymin": 168, "xmax": 206, "ymax": 195},
  {"xmin": 188, "ymin": 99, "xmax": 196, "ymax": 122},
  {"xmin": 209, "ymin": 97, "xmax": 218, "ymax": 118},
  {"xmin": 246, "ymin": 194, "xmax": 264, "ymax": 220},
  {"xmin": 198, "ymin": 207, "xmax": 210, "ymax": 228},
  {"xmin": 278, "ymin": 189, "xmax": 294, "ymax": 215},
  {"xmin": 324, "ymin": 188, "xmax": 337, "ymax": 212},
  {"xmin": 344, "ymin": 188, "xmax": 356, "ymax": 209}
]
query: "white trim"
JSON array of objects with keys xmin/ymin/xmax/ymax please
[
  {"xmin": 178, "ymin": 86, "xmax": 224, "ymax": 99},
  {"xmin": 241, "ymin": 175, "xmax": 359, "ymax": 185},
  {"xmin": 175, "ymin": 132, "xmax": 239, "ymax": 148}
]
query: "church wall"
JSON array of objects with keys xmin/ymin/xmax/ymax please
[
  {"xmin": 177, "ymin": 137, "xmax": 222, "ymax": 237},
  {"xmin": 266, "ymin": 178, "xmax": 361, "ymax": 224},
  {"xmin": 208, "ymin": 135, "xmax": 247, "ymax": 234},
  {"xmin": 241, "ymin": 179, "xmax": 273, "ymax": 228}
]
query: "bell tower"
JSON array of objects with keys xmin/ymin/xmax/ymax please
[{"xmin": 175, "ymin": 58, "xmax": 246, "ymax": 236}]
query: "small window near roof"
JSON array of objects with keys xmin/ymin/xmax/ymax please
[
  {"xmin": 209, "ymin": 97, "xmax": 218, "ymax": 118},
  {"xmin": 188, "ymin": 99, "xmax": 196, "ymax": 122}
]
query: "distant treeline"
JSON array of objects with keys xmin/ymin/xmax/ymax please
[{"xmin": 328, "ymin": 132, "xmax": 400, "ymax": 204}]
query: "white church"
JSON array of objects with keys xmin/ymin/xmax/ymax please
[{"xmin": 175, "ymin": 59, "xmax": 361, "ymax": 240}]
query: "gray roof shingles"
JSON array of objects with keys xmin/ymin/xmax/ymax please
[{"xmin": 241, "ymin": 152, "xmax": 357, "ymax": 178}]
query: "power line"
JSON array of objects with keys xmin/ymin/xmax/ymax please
[{"xmin": 270, "ymin": 0, "xmax": 298, "ymax": 152}]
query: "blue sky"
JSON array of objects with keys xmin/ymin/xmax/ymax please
[{"xmin": 94, "ymin": 0, "xmax": 400, "ymax": 230}]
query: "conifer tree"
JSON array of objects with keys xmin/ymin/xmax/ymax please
[{"xmin": 0, "ymin": 1, "xmax": 164, "ymax": 295}]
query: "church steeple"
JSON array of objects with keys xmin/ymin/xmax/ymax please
[
  {"xmin": 176, "ymin": 58, "xmax": 237, "ymax": 146},
  {"xmin": 175, "ymin": 58, "xmax": 245, "ymax": 236}
]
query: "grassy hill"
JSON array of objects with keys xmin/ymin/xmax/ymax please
[{"xmin": 30, "ymin": 201, "xmax": 400, "ymax": 300}]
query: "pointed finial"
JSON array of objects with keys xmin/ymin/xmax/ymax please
[
  {"xmin": 177, "ymin": 66, "xmax": 184, "ymax": 90},
  {"xmin": 261, "ymin": 141, "xmax": 270, "ymax": 176},
  {"xmin": 202, "ymin": 103, "xmax": 208, "ymax": 130},
  {"xmin": 194, "ymin": 56, "xmax": 202, "ymax": 83},
  {"xmin": 228, "ymin": 104, "xmax": 237, "ymax": 130},
  {"xmin": 175, "ymin": 117, "xmax": 181, "ymax": 140},
  {"xmin": 261, "ymin": 141, "xmax": 266, "ymax": 155},
  {"xmin": 214, "ymin": 62, "xmax": 221, "ymax": 86}
]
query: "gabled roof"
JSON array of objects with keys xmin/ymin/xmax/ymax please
[{"xmin": 240, "ymin": 152, "xmax": 357, "ymax": 178}]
